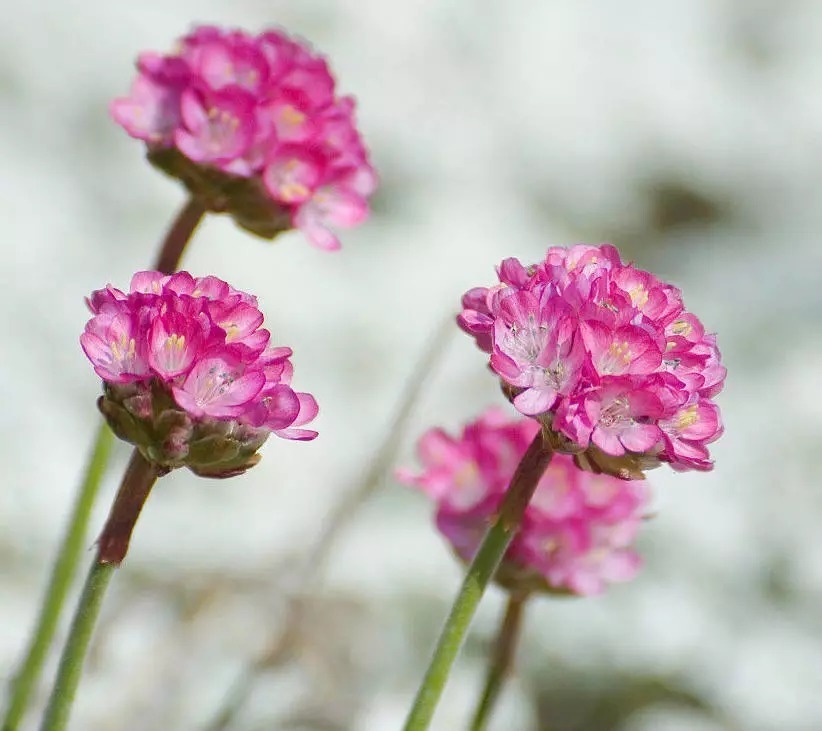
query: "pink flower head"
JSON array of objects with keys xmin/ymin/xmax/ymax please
[
  {"xmin": 458, "ymin": 244, "xmax": 726, "ymax": 473},
  {"xmin": 398, "ymin": 407, "xmax": 651, "ymax": 596},
  {"xmin": 82, "ymin": 271, "xmax": 317, "ymax": 476},
  {"xmin": 111, "ymin": 25, "xmax": 376, "ymax": 249}
]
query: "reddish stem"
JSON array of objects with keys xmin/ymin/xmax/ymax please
[
  {"xmin": 152, "ymin": 196, "xmax": 207, "ymax": 275},
  {"xmin": 96, "ymin": 451, "xmax": 162, "ymax": 566}
]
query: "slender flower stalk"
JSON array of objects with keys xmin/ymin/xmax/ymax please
[
  {"xmin": 95, "ymin": 451, "xmax": 165, "ymax": 566},
  {"xmin": 153, "ymin": 196, "xmax": 207, "ymax": 274},
  {"xmin": 37, "ymin": 269, "xmax": 317, "ymax": 729},
  {"xmin": 403, "ymin": 243, "xmax": 725, "ymax": 729},
  {"xmin": 37, "ymin": 563, "xmax": 115, "ymax": 731},
  {"xmin": 2, "ymin": 198, "xmax": 206, "ymax": 731},
  {"xmin": 402, "ymin": 432, "xmax": 553, "ymax": 731},
  {"xmin": 469, "ymin": 593, "xmax": 528, "ymax": 731},
  {"xmin": 38, "ymin": 451, "xmax": 161, "ymax": 731},
  {"xmin": 1, "ymin": 426, "xmax": 113, "ymax": 731}
]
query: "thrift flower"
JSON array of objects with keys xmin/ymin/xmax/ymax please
[
  {"xmin": 82, "ymin": 271, "xmax": 318, "ymax": 477},
  {"xmin": 458, "ymin": 245, "xmax": 725, "ymax": 477},
  {"xmin": 112, "ymin": 25, "xmax": 376, "ymax": 250},
  {"xmin": 398, "ymin": 408, "xmax": 649, "ymax": 596}
]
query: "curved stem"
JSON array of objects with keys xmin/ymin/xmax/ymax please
[
  {"xmin": 38, "ymin": 450, "xmax": 161, "ymax": 731},
  {"xmin": 2, "ymin": 423, "xmax": 114, "ymax": 731},
  {"xmin": 469, "ymin": 593, "xmax": 528, "ymax": 731},
  {"xmin": 152, "ymin": 196, "xmax": 207, "ymax": 274},
  {"xmin": 402, "ymin": 433, "xmax": 553, "ymax": 731}
]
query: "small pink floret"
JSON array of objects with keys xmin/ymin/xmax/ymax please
[{"xmin": 174, "ymin": 88, "xmax": 257, "ymax": 165}]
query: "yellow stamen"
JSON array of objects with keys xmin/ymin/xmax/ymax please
[
  {"xmin": 279, "ymin": 182, "xmax": 309, "ymax": 201},
  {"xmin": 280, "ymin": 105, "xmax": 306, "ymax": 127},
  {"xmin": 671, "ymin": 319, "xmax": 693, "ymax": 337},
  {"xmin": 607, "ymin": 341, "xmax": 632, "ymax": 366},
  {"xmin": 629, "ymin": 285, "xmax": 649, "ymax": 308},
  {"xmin": 454, "ymin": 462, "xmax": 479, "ymax": 489},
  {"xmin": 676, "ymin": 405, "xmax": 699, "ymax": 430},
  {"xmin": 110, "ymin": 334, "xmax": 136, "ymax": 363},
  {"xmin": 166, "ymin": 333, "xmax": 186, "ymax": 351}
]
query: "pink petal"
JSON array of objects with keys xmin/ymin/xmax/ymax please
[
  {"xmin": 263, "ymin": 384, "xmax": 301, "ymax": 429},
  {"xmin": 619, "ymin": 424, "xmax": 661, "ymax": 453},
  {"xmin": 489, "ymin": 349, "xmax": 522, "ymax": 381},
  {"xmin": 130, "ymin": 271, "xmax": 167, "ymax": 294},
  {"xmin": 291, "ymin": 392, "xmax": 319, "ymax": 427},
  {"xmin": 180, "ymin": 88, "xmax": 208, "ymax": 130},
  {"xmin": 513, "ymin": 387, "xmax": 557, "ymax": 416},
  {"xmin": 600, "ymin": 550, "xmax": 643, "ymax": 582},
  {"xmin": 273, "ymin": 427, "xmax": 319, "ymax": 441},
  {"xmin": 294, "ymin": 206, "xmax": 342, "ymax": 250},
  {"xmin": 418, "ymin": 429, "xmax": 461, "ymax": 467},
  {"xmin": 592, "ymin": 428, "xmax": 625, "ymax": 456}
]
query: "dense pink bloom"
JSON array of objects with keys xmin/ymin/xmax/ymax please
[
  {"xmin": 398, "ymin": 408, "xmax": 650, "ymax": 596},
  {"xmin": 458, "ymin": 245, "xmax": 725, "ymax": 472},
  {"xmin": 82, "ymin": 272, "xmax": 317, "ymax": 475},
  {"xmin": 112, "ymin": 25, "xmax": 376, "ymax": 250}
]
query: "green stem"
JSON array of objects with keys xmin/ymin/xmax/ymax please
[
  {"xmin": 153, "ymin": 196, "xmax": 207, "ymax": 274},
  {"xmin": 2, "ymin": 423, "xmax": 114, "ymax": 731},
  {"xmin": 36, "ymin": 561, "xmax": 115, "ymax": 731},
  {"xmin": 402, "ymin": 432, "xmax": 553, "ymax": 731},
  {"xmin": 469, "ymin": 593, "xmax": 528, "ymax": 731},
  {"xmin": 2, "ymin": 197, "xmax": 205, "ymax": 730},
  {"xmin": 39, "ymin": 450, "xmax": 161, "ymax": 731}
]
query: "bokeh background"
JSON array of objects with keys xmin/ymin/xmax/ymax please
[{"xmin": 2, "ymin": 1, "xmax": 822, "ymax": 729}]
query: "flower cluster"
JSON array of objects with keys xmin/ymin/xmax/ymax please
[
  {"xmin": 81, "ymin": 271, "xmax": 317, "ymax": 477},
  {"xmin": 111, "ymin": 25, "xmax": 376, "ymax": 249},
  {"xmin": 398, "ymin": 408, "xmax": 649, "ymax": 596},
  {"xmin": 458, "ymin": 245, "xmax": 725, "ymax": 475}
]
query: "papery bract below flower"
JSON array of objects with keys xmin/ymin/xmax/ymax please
[
  {"xmin": 82, "ymin": 271, "xmax": 318, "ymax": 477},
  {"xmin": 398, "ymin": 407, "xmax": 650, "ymax": 596},
  {"xmin": 111, "ymin": 25, "xmax": 376, "ymax": 249},
  {"xmin": 458, "ymin": 244, "xmax": 726, "ymax": 476}
]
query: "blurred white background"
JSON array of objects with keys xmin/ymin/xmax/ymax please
[{"xmin": 2, "ymin": 1, "xmax": 822, "ymax": 729}]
